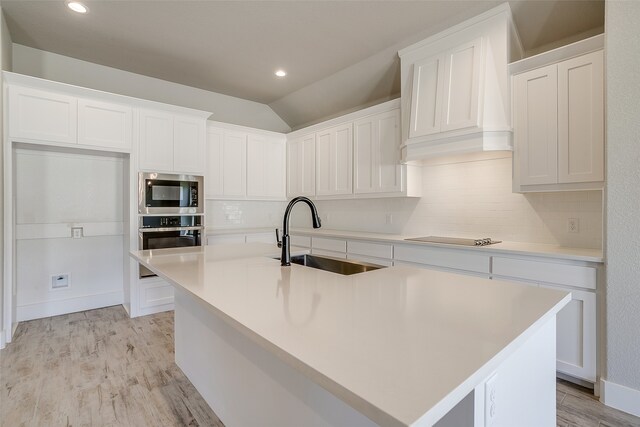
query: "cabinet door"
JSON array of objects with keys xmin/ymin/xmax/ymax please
[
  {"xmin": 287, "ymin": 133, "xmax": 315, "ymax": 198},
  {"xmin": 440, "ymin": 38, "xmax": 482, "ymax": 132},
  {"xmin": 557, "ymin": 51, "xmax": 604, "ymax": 184},
  {"xmin": 354, "ymin": 109, "xmax": 401, "ymax": 194},
  {"xmin": 174, "ymin": 116, "xmax": 205, "ymax": 175},
  {"xmin": 9, "ymin": 86, "xmax": 77, "ymax": 144},
  {"xmin": 78, "ymin": 99, "xmax": 132, "ymax": 150},
  {"xmin": 265, "ymin": 138, "xmax": 286, "ymax": 199},
  {"xmin": 513, "ymin": 64, "xmax": 559, "ymax": 185},
  {"xmin": 316, "ymin": 124, "xmax": 353, "ymax": 196},
  {"xmin": 139, "ymin": 109, "xmax": 174, "ymax": 172},
  {"xmin": 540, "ymin": 285, "xmax": 596, "ymax": 382},
  {"xmin": 222, "ymin": 131, "xmax": 247, "ymax": 198},
  {"xmin": 247, "ymin": 134, "xmax": 267, "ymax": 198},
  {"xmin": 206, "ymin": 128, "xmax": 224, "ymax": 198},
  {"xmin": 409, "ymin": 54, "xmax": 445, "ymax": 138}
]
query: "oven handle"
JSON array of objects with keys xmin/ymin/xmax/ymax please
[{"xmin": 139, "ymin": 226, "xmax": 205, "ymax": 233}]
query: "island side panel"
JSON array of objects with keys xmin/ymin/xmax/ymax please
[{"xmin": 173, "ymin": 288, "xmax": 380, "ymax": 427}]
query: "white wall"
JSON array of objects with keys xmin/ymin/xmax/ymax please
[
  {"xmin": 11, "ymin": 44, "xmax": 290, "ymax": 133},
  {"xmin": 602, "ymin": 0, "xmax": 640, "ymax": 416},
  {"xmin": 291, "ymin": 153, "xmax": 602, "ymax": 249},
  {"xmin": 14, "ymin": 149, "xmax": 124, "ymax": 321}
]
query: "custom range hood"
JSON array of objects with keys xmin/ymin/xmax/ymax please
[{"xmin": 398, "ymin": 3, "xmax": 522, "ymax": 161}]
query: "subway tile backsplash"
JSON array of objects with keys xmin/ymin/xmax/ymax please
[
  {"xmin": 209, "ymin": 155, "xmax": 602, "ymax": 249},
  {"xmin": 290, "ymin": 155, "xmax": 602, "ymax": 249}
]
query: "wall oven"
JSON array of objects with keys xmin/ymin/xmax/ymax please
[
  {"xmin": 138, "ymin": 172, "xmax": 203, "ymax": 215},
  {"xmin": 138, "ymin": 215, "xmax": 203, "ymax": 278}
]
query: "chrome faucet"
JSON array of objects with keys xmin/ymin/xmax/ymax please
[{"xmin": 276, "ymin": 196, "xmax": 321, "ymax": 266}]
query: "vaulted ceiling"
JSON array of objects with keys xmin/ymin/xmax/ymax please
[{"xmin": 1, "ymin": 0, "xmax": 604, "ymax": 130}]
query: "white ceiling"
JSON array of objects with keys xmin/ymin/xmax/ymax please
[{"xmin": 1, "ymin": 0, "xmax": 604, "ymax": 129}]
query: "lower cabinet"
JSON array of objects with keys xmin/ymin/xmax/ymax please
[{"xmin": 492, "ymin": 256, "xmax": 598, "ymax": 383}]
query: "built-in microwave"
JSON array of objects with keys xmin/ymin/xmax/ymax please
[{"xmin": 138, "ymin": 172, "xmax": 203, "ymax": 214}]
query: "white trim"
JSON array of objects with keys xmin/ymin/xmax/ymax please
[
  {"xmin": 286, "ymin": 98, "xmax": 400, "ymax": 139},
  {"xmin": 207, "ymin": 120, "xmax": 286, "ymax": 139},
  {"xmin": 398, "ymin": 3, "xmax": 512, "ymax": 57},
  {"xmin": 600, "ymin": 379, "xmax": 640, "ymax": 417},
  {"xmin": 402, "ymin": 130, "xmax": 512, "ymax": 161},
  {"xmin": 509, "ymin": 34, "xmax": 604, "ymax": 76},
  {"xmin": 0, "ymin": 329, "xmax": 5, "ymax": 349},
  {"xmin": 3, "ymin": 71, "xmax": 212, "ymax": 119},
  {"xmin": 16, "ymin": 290, "xmax": 124, "ymax": 322}
]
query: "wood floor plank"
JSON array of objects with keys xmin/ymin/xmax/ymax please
[{"xmin": 2, "ymin": 305, "xmax": 639, "ymax": 427}]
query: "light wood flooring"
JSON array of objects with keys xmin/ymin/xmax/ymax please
[{"xmin": 1, "ymin": 306, "xmax": 639, "ymax": 427}]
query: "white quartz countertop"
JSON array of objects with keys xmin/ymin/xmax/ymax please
[
  {"xmin": 131, "ymin": 243, "xmax": 570, "ymax": 426},
  {"xmin": 206, "ymin": 227, "xmax": 603, "ymax": 263}
]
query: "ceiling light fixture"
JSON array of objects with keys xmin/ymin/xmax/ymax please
[
  {"xmin": 275, "ymin": 70, "xmax": 287, "ymax": 78},
  {"xmin": 67, "ymin": 1, "xmax": 88, "ymax": 14}
]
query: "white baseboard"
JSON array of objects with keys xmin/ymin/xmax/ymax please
[
  {"xmin": 16, "ymin": 291, "xmax": 124, "ymax": 321},
  {"xmin": 600, "ymin": 379, "xmax": 640, "ymax": 417},
  {"xmin": 135, "ymin": 302, "xmax": 174, "ymax": 318},
  {"xmin": 0, "ymin": 330, "xmax": 5, "ymax": 349}
]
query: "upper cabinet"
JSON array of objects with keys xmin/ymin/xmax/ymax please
[
  {"xmin": 287, "ymin": 133, "xmax": 316, "ymax": 198},
  {"xmin": 138, "ymin": 109, "xmax": 206, "ymax": 175},
  {"xmin": 5, "ymin": 72, "xmax": 210, "ymax": 164},
  {"xmin": 206, "ymin": 123, "xmax": 286, "ymax": 201},
  {"xmin": 399, "ymin": 4, "xmax": 522, "ymax": 160},
  {"xmin": 316, "ymin": 123, "xmax": 353, "ymax": 196},
  {"xmin": 286, "ymin": 99, "xmax": 421, "ymax": 200},
  {"xmin": 78, "ymin": 98, "xmax": 132, "ymax": 150},
  {"xmin": 8, "ymin": 85, "xmax": 133, "ymax": 151},
  {"xmin": 511, "ymin": 35, "xmax": 604, "ymax": 192},
  {"xmin": 354, "ymin": 109, "xmax": 402, "ymax": 194},
  {"xmin": 9, "ymin": 86, "xmax": 78, "ymax": 144}
]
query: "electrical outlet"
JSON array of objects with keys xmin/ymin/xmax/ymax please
[
  {"xmin": 51, "ymin": 274, "xmax": 70, "ymax": 290},
  {"xmin": 71, "ymin": 227, "xmax": 83, "ymax": 238},
  {"xmin": 485, "ymin": 373, "xmax": 498, "ymax": 427},
  {"xmin": 568, "ymin": 218, "xmax": 580, "ymax": 233}
]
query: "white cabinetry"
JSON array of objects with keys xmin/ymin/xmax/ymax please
[
  {"xmin": 139, "ymin": 109, "xmax": 206, "ymax": 174},
  {"xmin": 287, "ymin": 100, "xmax": 420, "ymax": 200},
  {"xmin": 409, "ymin": 38, "xmax": 482, "ymax": 139},
  {"xmin": 247, "ymin": 134, "xmax": 286, "ymax": 199},
  {"xmin": 8, "ymin": 85, "xmax": 133, "ymax": 152},
  {"xmin": 511, "ymin": 36, "xmax": 604, "ymax": 192},
  {"xmin": 492, "ymin": 255, "xmax": 597, "ymax": 382},
  {"xmin": 287, "ymin": 133, "xmax": 316, "ymax": 197},
  {"xmin": 78, "ymin": 99, "xmax": 132, "ymax": 150},
  {"xmin": 399, "ymin": 4, "xmax": 521, "ymax": 160},
  {"xmin": 9, "ymin": 86, "xmax": 78, "ymax": 144},
  {"xmin": 206, "ymin": 123, "xmax": 286, "ymax": 200},
  {"xmin": 354, "ymin": 109, "xmax": 402, "ymax": 194},
  {"xmin": 316, "ymin": 124, "xmax": 353, "ymax": 196}
]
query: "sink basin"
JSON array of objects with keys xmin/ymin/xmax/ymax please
[{"xmin": 278, "ymin": 254, "xmax": 386, "ymax": 275}]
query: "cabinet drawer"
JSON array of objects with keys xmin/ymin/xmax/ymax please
[
  {"xmin": 492, "ymin": 257, "xmax": 596, "ymax": 290},
  {"xmin": 346, "ymin": 253, "xmax": 393, "ymax": 267},
  {"xmin": 394, "ymin": 244, "xmax": 490, "ymax": 274},
  {"xmin": 290, "ymin": 235, "xmax": 311, "ymax": 248},
  {"xmin": 312, "ymin": 237, "xmax": 347, "ymax": 253},
  {"xmin": 311, "ymin": 249, "xmax": 347, "ymax": 259},
  {"xmin": 347, "ymin": 240, "xmax": 393, "ymax": 259}
]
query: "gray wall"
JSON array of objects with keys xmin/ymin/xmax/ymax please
[
  {"xmin": 0, "ymin": 8, "xmax": 13, "ymax": 346},
  {"xmin": 605, "ymin": 0, "xmax": 640, "ymax": 393},
  {"xmin": 11, "ymin": 44, "xmax": 290, "ymax": 133}
]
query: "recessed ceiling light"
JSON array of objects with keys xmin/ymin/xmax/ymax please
[
  {"xmin": 275, "ymin": 70, "xmax": 287, "ymax": 77},
  {"xmin": 67, "ymin": 1, "xmax": 88, "ymax": 14}
]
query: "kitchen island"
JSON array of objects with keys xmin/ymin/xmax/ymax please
[{"xmin": 131, "ymin": 243, "xmax": 570, "ymax": 427}]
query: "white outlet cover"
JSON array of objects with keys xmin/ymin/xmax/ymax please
[
  {"xmin": 51, "ymin": 273, "xmax": 71, "ymax": 290},
  {"xmin": 485, "ymin": 373, "xmax": 498, "ymax": 427}
]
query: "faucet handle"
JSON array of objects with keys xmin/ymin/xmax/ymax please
[{"xmin": 275, "ymin": 228, "xmax": 282, "ymax": 248}]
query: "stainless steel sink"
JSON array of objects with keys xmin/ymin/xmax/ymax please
[{"xmin": 278, "ymin": 254, "xmax": 386, "ymax": 275}]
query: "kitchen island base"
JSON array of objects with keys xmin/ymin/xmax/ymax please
[{"xmin": 174, "ymin": 287, "xmax": 558, "ymax": 427}]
